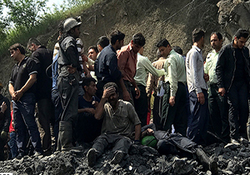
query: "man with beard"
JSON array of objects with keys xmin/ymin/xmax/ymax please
[
  {"xmin": 204, "ymin": 32, "xmax": 229, "ymax": 143},
  {"xmin": 87, "ymin": 82, "xmax": 141, "ymax": 167},
  {"xmin": 186, "ymin": 28, "xmax": 209, "ymax": 145},
  {"xmin": 216, "ymin": 29, "xmax": 250, "ymax": 145}
]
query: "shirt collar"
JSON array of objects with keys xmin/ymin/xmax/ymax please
[{"xmin": 192, "ymin": 45, "xmax": 201, "ymax": 53}]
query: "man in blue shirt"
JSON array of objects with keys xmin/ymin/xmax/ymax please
[{"xmin": 94, "ymin": 30, "xmax": 130, "ymax": 101}]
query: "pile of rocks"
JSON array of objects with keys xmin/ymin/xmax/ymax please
[{"xmin": 1, "ymin": 142, "xmax": 250, "ymax": 175}]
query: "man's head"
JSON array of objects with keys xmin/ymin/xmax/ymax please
[
  {"xmin": 27, "ymin": 38, "xmax": 41, "ymax": 52},
  {"xmin": 88, "ymin": 46, "xmax": 99, "ymax": 61},
  {"xmin": 9, "ymin": 43, "xmax": 26, "ymax": 61},
  {"xmin": 63, "ymin": 17, "xmax": 82, "ymax": 38},
  {"xmin": 97, "ymin": 36, "xmax": 109, "ymax": 52},
  {"xmin": 192, "ymin": 28, "xmax": 205, "ymax": 48},
  {"xmin": 110, "ymin": 30, "xmax": 125, "ymax": 50},
  {"xmin": 131, "ymin": 33, "xmax": 145, "ymax": 54},
  {"xmin": 172, "ymin": 46, "xmax": 183, "ymax": 55},
  {"xmin": 157, "ymin": 39, "xmax": 172, "ymax": 58},
  {"xmin": 210, "ymin": 32, "xmax": 223, "ymax": 52},
  {"xmin": 103, "ymin": 82, "xmax": 119, "ymax": 107},
  {"xmin": 233, "ymin": 29, "xmax": 249, "ymax": 49},
  {"xmin": 82, "ymin": 77, "xmax": 97, "ymax": 96}
]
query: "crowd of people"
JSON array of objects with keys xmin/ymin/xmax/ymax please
[{"xmin": 0, "ymin": 16, "xmax": 249, "ymax": 172}]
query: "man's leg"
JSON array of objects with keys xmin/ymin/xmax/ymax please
[
  {"xmin": 174, "ymin": 83, "xmax": 187, "ymax": 136},
  {"xmin": 227, "ymin": 83, "xmax": 240, "ymax": 141},
  {"xmin": 37, "ymin": 98, "xmax": 54, "ymax": 155},
  {"xmin": 134, "ymin": 85, "xmax": 147, "ymax": 126},
  {"xmin": 153, "ymin": 96, "xmax": 163, "ymax": 130},
  {"xmin": 237, "ymin": 82, "xmax": 249, "ymax": 139},
  {"xmin": 208, "ymin": 85, "xmax": 222, "ymax": 136},
  {"xmin": 13, "ymin": 100, "xmax": 29, "ymax": 157},
  {"xmin": 18, "ymin": 93, "xmax": 42, "ymax": 154},
  {"xmin": 187, "ymin": 90, "xmax": 209, "ymax": 145}
]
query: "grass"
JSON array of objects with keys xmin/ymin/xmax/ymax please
[{"xmin": 0, "ymin": 0, "xmax": 101, "ymax": 58}]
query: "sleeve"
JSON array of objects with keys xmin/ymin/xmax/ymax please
[
  {"xmin": 107, "ymin": 54, "xmax": 122, "ymax": 81},
  {"xmin": 168, "ymin": 57, "xmax": 178, "ymax": 97},
  {"xmin": 216, "ymin": 47, "xmax": 226, "ymax": 88},
  {"xmin": 117, "ymin": 50, "xmax": 129, "ymax": 74},
  {"xmin": 143, "ymin": 58, "xmax": 165, "ymax": 77},
  {"xmin": 27, "ymin": 58, "xmax": 39, "ymax": 75},
  {"xmin": 66, "ymin": 46, "xmax": 82, "ymax": 71},
  {"xmin": 189, "ymin": 51, "xmax": 202, "ymax": 93},
  {"xmin": 127, "ymin": 102, "xmax": 141, "ymax": 126}
]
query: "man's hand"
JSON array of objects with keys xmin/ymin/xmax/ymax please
[
  {"xmin": 197, "ymin": 92, "xmax": 205, "ymax": 105},
  {"xmin": 85, "ymin": 108, "xmax": 95, "ymax": 114},
  {"xmin": 67, "ymin": 65, "xmax": 77, "ymax": 74},
  {"xmin": 204, "ymin": 73, "xmax": 209, "ymax": 82},
  {"xmin": 218, "ymin": 88, "xmax": 226, "ymax": 97},
  {"xmin": 0, "ymin": 131, "xmax": 7, "ymax": 140},
  {"xmin": 11, "ymin": 92, "xmax": 17, "ymax": 101},
  {"xmin": 102, "ymin": 87, "xmax": 116, "ymax": 99},
  {"xmin": 15, "ymin": 90, "xmax": 24, "ymax": 101},
  {"xmin": 123, "ymin": 89, "xmax": 131, "ymax": 101},
  {"xmin": 169, "ymin": 96, "xmax": 175, "ymax": 106},
  {"xmin": 135, "ymin": 87, "xmax": 140, "ymax": 99},
  {"xmin": 0, "ymin": 102, "xmax": 7, "ymax": 113}
]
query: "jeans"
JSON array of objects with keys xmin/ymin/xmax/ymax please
[
  {"xmin": 8, "ymin": 131, "xmax": 18, "ymax": 159},
  {"xmin": 187, "ymin": 89, "xmax": 209, "ymax": 145},
  {"xmin": 13, "ymin": 93, "xmax": 42, "ymax": 154}
]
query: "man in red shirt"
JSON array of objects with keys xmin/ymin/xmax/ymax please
[{"xmin": 117, "ymin": 33, "xmax": 145, "ymax": 105}]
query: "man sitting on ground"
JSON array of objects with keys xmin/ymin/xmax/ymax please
[{"xmin": 87, "ymin": 82, "xmax": 141, "ymax": 166}]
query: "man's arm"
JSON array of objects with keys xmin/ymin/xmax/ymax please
[
  {"xmin": 9, "ymin": 83, "xmax": 16, "ymax": 101},
  {"xmin": 134, "ymin": 124, "xmax": 141, "ymax": 141},
  {"xmin": 94, "ymin": 87, "xmax": 116, "ymax": 120},
  {"xmin": 78, "ymin": 108, "xmax": 95, "ymax": 114},
  {"xmin": 167, "ymin": 58, "xmax": 178, "ymax": 106},
  {"xmin": 15, "ymin": 74, "xmax": 37, "ymax": 101},
  {"xmin": 216, "ymin": 47, "xmax": 226, "ymax": 96},
  {"xmin": 143, "ymin": 58, "xmax": 165, "ymax": 77},
  {"xmin": 189, "ymin": 52, "xmax": 205, "ymax": 104}
]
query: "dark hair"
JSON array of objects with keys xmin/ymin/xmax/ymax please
[
  {"xmin": 82, "ymin": 77, "xmax": 96, "ymax": 92},
  {"xmin": 192, "ymin": 28, "xmax": 205, "ymax": 42},
  {"xmin": 103, "ymin": 82, "xmax": 118, "ymax": 93},
  {"xmin": 88, "ymin": 45, "xmax": 99, "ymax": 54},
  {"xmin": 110, "ymin": 30, "xmax": 125, "ymax": 45},
  {"xmin": 172, "ymin": 46, "xmax": 183, "ymax": 55},
  {"xmin": 9, "ymin": 43, "xmax": 26, "ymax": 55},
  {"xmin": 156, "ymin": 39, "xmax": 170, "ymax": 48},
  {"xmin": 97, "ymin": 36, "xmax": 109, "ymax": 49},
  {"xmin": 210, "ymin": 32, "xmax": 223, "ymax": 40},
  {"xmin": 132, "ymin": 33, "xmax": 145, "ymax": 47},
  {"xmin": 27, "ymin": 38, "xmax": 41, "ymax": 48},
  {"xmin": 234, "ymin": 29, "xmax": 249, "ymax": 39}
]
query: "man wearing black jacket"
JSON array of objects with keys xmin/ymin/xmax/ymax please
[
  {"xmin": 216, "ymin": 29, "xmax": 250, "ymax": 145},
  {"xmin": 27, "ymin": 38, "xmax": 54, "ymax": 155}
]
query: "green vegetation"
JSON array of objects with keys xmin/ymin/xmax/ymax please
[{"xmin": 0, "ymin": 0, "xmax": 100, "ymax": 57}]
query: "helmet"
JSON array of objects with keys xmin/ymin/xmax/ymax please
[
  {"xmin": 63, "ymin": 17, "xmax": 82, "ymax": 33},
  {"xmin": 141, "ymin": 136, "xmax": 158, "ymax": 148}
]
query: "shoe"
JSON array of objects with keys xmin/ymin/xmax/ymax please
[
  {"xmin": 16, "ymin": 152, "xmax": 25, "ymax": 159},
  {"xmin": 231, "ymin": 138, "xmax": 240, "ymax": 145},
  {"xmin": 209, "ymin": 158, "xmax": 218, "ymax": 175},
  {"xmin": 110, "ymin": 151, "xmax": 124, "ymax": 164},
  {"xmin": 87, "ymin": 148, "xmax": 97, "ymax": 167},
  {"xmin": 34, "ymin": 151, "xmax": 42, "ymax": 157},
  {"xmin": 239, "ymin": 137, "xmax": 249, "ymax": 144}
]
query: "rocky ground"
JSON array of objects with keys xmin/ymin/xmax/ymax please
[{"xmin": 1, "ymin": 141, "xmax": 250, "ymax": 175}]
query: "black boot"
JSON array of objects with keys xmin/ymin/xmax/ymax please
[{"xmin": 195, "ymin": 147, "xmax": 218, "ymax": 174}]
